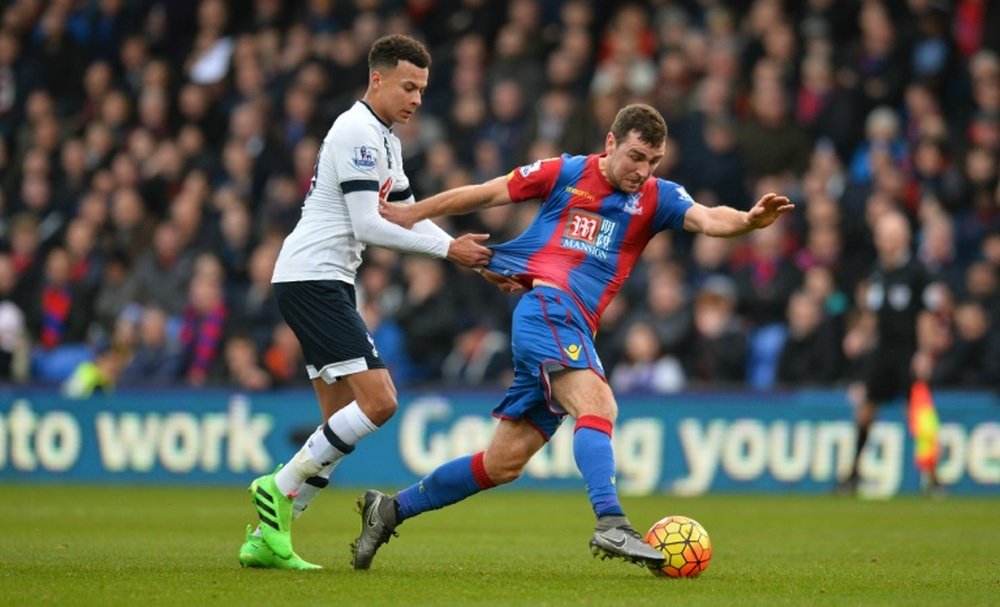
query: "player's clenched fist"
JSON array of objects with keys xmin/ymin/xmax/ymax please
[{"xmin": 446, "ymin": 233, "xmax": 492, "ymax": 268}]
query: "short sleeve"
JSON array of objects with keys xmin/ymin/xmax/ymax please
[
  {"xmin": 331, "ymin": 122, "xmax": 382, "ymax": 192},
  {"xmin": 653, "ymin": 179, "xmax": 695, "ymax": 232},
  {"xmin": 505, "ymin": 157, "xmax": 562, "ymax": 203}
]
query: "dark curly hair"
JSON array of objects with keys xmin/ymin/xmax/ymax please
[
  {"xmin": 368, "ymin": 34, "xmax": 432, "ymax": 71},
  {"xmin": 610, "ymin": 104, "xmax": 667, "ymax": 147}
]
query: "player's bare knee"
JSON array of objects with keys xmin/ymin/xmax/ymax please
[
  {"xmin": 493, "ymin": 467, "xmax": 522, "ymax": 485},
  {"xmin": 576, "ymin": 402, "xmax": 617, "ymax": 422},
  {"xmin": 487, "ymin": 459, "xmax": 524, "ymax": 485},
  {"xmin": 375, "ymin": 395, "xmax": 398, "ymax": 423},
  {"xmin": 359, "ymin": 394, "xmax": 397, "ymax": 426},
  {"xmin": 484, "ymin": 449, "xmax": 531, "ymax": 485}
]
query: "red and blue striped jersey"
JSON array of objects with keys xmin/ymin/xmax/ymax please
[{"xmin": 486, "ymin": 153, "xmax": 694, "ymax": 332}]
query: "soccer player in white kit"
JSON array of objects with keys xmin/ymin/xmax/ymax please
[{"xmin": 239, "ymin": 34, "xmax": 492, "ymax": 570}]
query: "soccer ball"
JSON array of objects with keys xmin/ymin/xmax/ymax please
[{"xmin": 644, "ymin": 515, "xmax": 712, "ymax": 578}]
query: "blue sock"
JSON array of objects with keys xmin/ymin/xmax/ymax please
[
  {"xmin": 574, "ymin": 415, "xmax": 623, "ymax": 517},
  {"xmin": 396, "ymin": 452, "xmax": 495, "ymax": 521}
]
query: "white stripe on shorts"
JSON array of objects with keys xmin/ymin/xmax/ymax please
[{"xmin": 306, "ymin": 357, "xmax": 370, "ymax": 383}]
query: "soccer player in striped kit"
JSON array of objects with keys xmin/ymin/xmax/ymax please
[{"xmin": 354, "ymin": 103, "xmax": 793, "ymax": 569}]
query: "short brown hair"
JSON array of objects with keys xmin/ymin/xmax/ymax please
[
  {"xmin": 610, "ymin": 104, "xmax": 667, "ymax": 147},
  {"xmin": 369, "ymin": 34, "xmax": 431, "ymax": 71}
]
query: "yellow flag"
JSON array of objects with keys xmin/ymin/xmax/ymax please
[{"xmin": 908, "ymin": 381, "xmax": 940, "ymax": 472}]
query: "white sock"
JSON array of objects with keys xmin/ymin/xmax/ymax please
[
  {"xmin": 293, "ymin": 462, "xmax": 338, "ymax": 519},
  {"xmin": 273, "ymin": 402, "xmax": 378, "ymax": 496},
  {"xmin": 328, "ymin": 401, "xmax": 379, "ymax": 444},
  {"xmin": 274, "ymin": 444, "xmax": 326, "ymax": 495},
  {"xmin": 253, "ymin": 462, "xmax": 338, "ymax": 536}
]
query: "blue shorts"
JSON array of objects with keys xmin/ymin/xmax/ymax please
[{"xmin": 492, "ymin": 286, "xmax": 605, "ymax": 439}]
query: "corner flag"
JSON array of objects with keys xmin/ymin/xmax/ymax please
[{"xmin": 908, "ymin": 380, "xmax": 940, "ymax": 472}]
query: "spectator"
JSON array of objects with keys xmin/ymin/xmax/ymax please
[
  {"xmin": 216, "ymin": 200, "xmax": 255, "ymax": 287},
  {"xmin": 919, "ymin": 215, "xmax": 966, "ymax": 292},
  {"xmin": 131, "ymin": 221, "xmax": 194, "ymax": 316},
  {"xmin": 687, "ymin": 232, "xmax": 735, "ymax": 288},
  {"xmin": 63, "ymin": 216, "xmax": 103, "ymax": 295},
  {"xmin": 0, "ymin": 29, "xmax": 26, "ymax": 139},
  {"xmin": 735, "ymin": 79, "xmax": 813, "ymax": 179},
  {"xmin": 733, "ymin": 220, "xmax": 801, "ymax": 328},
  {"xmin": 396, "ymin": 256, "xmax": 458, "ymax": 382},
  {"xmin": 28, "ymin": 247, "xmax": 91, "ymax": 349},
  {"xmin": 61, "ymin": 345, "xmax": 128, "ymax": 399},
  {"xmin": 0, "ymin": 252, "xmax": 29, "ymax": 381},
  {"xmin": 107, "ymin": 186, "xmax": 155, "ymax": 259},
  {"xmin": 120, "ymin": 305, "xmax": 179, "ymax": 386},
  {"xmin": 91, "ymin": 249, "xmax": 135, "ymax": 339},
  {"xmin": 638, "ymin": 262, "xmax": 694, "ymax": 357},
  {"xmin": 849, "ymin": 106, "xmax": 909, "ymax": 186},
  {"xmin": 441, "ymin": 319, "xmax": 511, "ymax": 387},
  {"xmin": 685, "ymin": 276, "xmax": 746, "ymax": 386},
  {"xmin": 846, "ymin": 2, "xmax": 909, "ymax": 115},
  {"xmin": 930, "ymin": 299, "xmax": 998, "ymax": 387},
  {"xmin": 610, "ymin": 320, "xmax": 685, "ymax": 394},
  {"xmin": 262, "ymin": 322, "xmax": 305, "ymax": 387},
  {"xmin": 217, "ymin": 333, "xmax": 271, "ymax": 391},
  {"xmin": 27, "ymin": 5, "xmax": 86, "ymax": 109},
  {"xmin": 678, "ymin": 116, "xmax": 748, "ymax": 207},
  {"xmin": 177, "ymin": 257, "xmax": 228, "ymax": 386},
  {"xmin": 7, "ymin": 214, "xmax": 43, "ymax": 312},
  {"xmin": 55, "ymin": 138, "xmax": 90, "ymax": 209},
  {"xmin": 777, "ymin": 290, "xmax": 843, "ymax": 385},
  {"xmin": 480, "ymin": 78, "xmax": 528, "ymax": 169},
  {"xmin": 231, "ymin": 241, "xmax": 281, "ymax": 350}
]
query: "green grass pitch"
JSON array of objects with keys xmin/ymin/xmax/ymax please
[{"xmin": 2, "ymin": 485, "xmax": 997, "ymax": 606}]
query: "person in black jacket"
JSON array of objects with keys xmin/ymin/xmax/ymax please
[
  {"xmin": 840, "ymin": 211, "xmax": 927, "ymax": 493},
  {"xmin": 777, "ymin": 289, "xmax": 843, "ymax": 385}
]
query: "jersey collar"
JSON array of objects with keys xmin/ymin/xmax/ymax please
[{"xmin": 359, "ymin": 99, "xmax": 393, "ymax": 131}]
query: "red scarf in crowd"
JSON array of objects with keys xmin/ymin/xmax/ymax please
[{"xmin": 40, "ymin": 284, "xmax": 72, "ymax": 349}]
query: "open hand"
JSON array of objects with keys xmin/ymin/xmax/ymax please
[
  {"xmin": 447, "ymin": 233, "xmax": 492, "ymax": 268},
  {"xmin": 379, "ymin": 198, "xmax": 417, "ymax": 228},
  {"xmin": 747, "ymin": 193, "xmax": 794, "ymax": 230}
]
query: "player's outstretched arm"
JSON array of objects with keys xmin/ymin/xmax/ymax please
[
  {"xmin": 346, "ymin": 191, "xmax": 455, "ymax": 259},
  {"xmin": 683, "ymin": 192, "xmax": 794, "ymax": 237},
  {"xmin": 380, "ymin": 176, "xmax": 512, "ymax": 228}
]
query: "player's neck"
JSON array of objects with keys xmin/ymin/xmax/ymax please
[
  {"xmin": 597, "ymin": 154, "xmax": 616, "ymax": 190},
  {"xmin": 361, "ymin": 95, "xmax": 393, "ymax": 127}
]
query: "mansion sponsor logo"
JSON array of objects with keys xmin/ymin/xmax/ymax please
[{"xmin": 562, "ymin": 210, "xmax": 617, "ymax": 260}]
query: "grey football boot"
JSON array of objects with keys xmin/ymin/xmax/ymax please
[
  {"xmin": 350, "ymin": 490, "xmax": 399, "ymax": 570},
  {"xmin": 589, "ymin": 515, "xmax": 666, "ymax": 567}
]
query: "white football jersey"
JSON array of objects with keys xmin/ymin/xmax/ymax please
[{"xmin": 272, "ymin": 100, "xmax": 414, "ymax": 284}]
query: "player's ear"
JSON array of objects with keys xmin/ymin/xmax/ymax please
[{"xmin": 605, "ymin": 132, "xmax": 616, "ymax": 154}]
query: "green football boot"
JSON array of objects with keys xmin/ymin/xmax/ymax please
[
  {"xmin": 249, "ymin": 471, "xmax": 295, "ymax": 559},
  {"xmin": 239, "ymin": 525, "xmax": 322, "ymax": 571}
]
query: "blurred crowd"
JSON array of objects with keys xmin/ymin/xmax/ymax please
[{"xmin": 0, "ymin": 0, "xmax": 998, "ymax": 395}]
